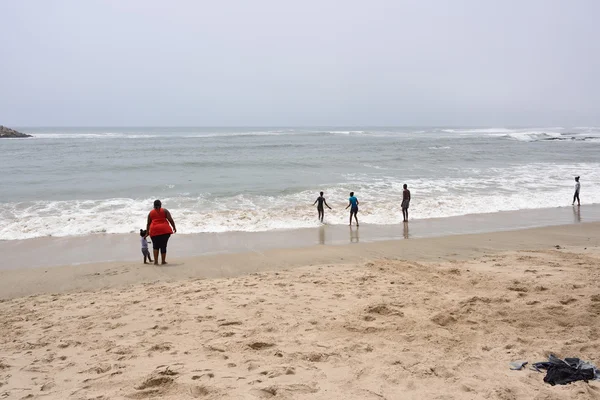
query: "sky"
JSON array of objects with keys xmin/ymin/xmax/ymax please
[{"xmin": 1, "ymin": 0, "xmax": 599, "ymax": 126}]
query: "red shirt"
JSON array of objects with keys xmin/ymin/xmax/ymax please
[{"xmin": 149, "ymin": 208, "xmax": 173, "ymax": 237}]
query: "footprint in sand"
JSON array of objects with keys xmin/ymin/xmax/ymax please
[
  {"xmin": 78, "ymin": 364, "xmax": 112, "ymax": 374},
  {"xmin": 191, "ymin": 372, "xmax": 214, "ymax": 381},
  {"xmin": 431, "ymin": 312, "xmax": 456, "ymax": 327},
  {"xmin": 559, "ymin": 297, "xmax": 577, "ymax": 305},
  {"xmin": 365, "ymin": 303, "xmax": 404, "ymax": 317},
  {"xmin": 252, "ymin": 384, "xmax": 319, "ymax": 399},
  {"xmin": 40, "ymin": 381, "xmax": 56, "ymax": 391},
  {"xmin": 189, "ymin": 385, "xmax": 211, "ymax": 397},
  {"xmin": 252, "ymin": 387, "xmax": 277, "ymax": 398},
  {"xmin": 258, "ymin": 366, "xmax": 295, "ymax": 378},
  {"xmin": 128, "ymin": 373, "xmax": 177, "ymax": 398},
  {"xmin": 218, "ymin": 321, "xmax": 242, "ymax": 327},
  {"xmin": 304, "ymin": 352, "xmax": 329, "ymax": 362},
  {"xmin": 248, "ymin": 342, "xmax": 275, "ymax": 350},
  {"xmin": 148, "ymin": 343, "xmax": 172, "ymax": 352}
]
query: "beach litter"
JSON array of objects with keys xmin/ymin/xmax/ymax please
[
  {"xmin": 512, "ymin": 355, "xmax": 599, "ymax": 385},
  {"xmin": 509, "ymin": 360, "xmax": 528, "ymax": 370}
]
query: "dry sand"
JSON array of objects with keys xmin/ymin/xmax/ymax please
[{"xmin": 1, "ymin": 224, "xmax": 600, "ymax": 399}]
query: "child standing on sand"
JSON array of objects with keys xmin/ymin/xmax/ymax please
[{"xmin": 140, "ymin": 229, "xmax": 153, "ymax": 264}]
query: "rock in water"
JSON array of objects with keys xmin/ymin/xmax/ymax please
[{"xmin": 0, "ymin": 125, "xmax": 32, "ymax": 138}]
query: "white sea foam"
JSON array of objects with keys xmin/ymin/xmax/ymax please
[
  {"xmin": 442, "ymin": 128, "xmax": 516, "ymax": 134},
  {"xmin": 1, "ymin": 163, "xmax": 599, "ymax": 240},
  {"xmin": 31, "ymin": 132, "xmax": 161, "ymax": 139},
  {"xmin": 188, "ymin": 131, "xmax": 289, "ymax": 138},
  {"xmin": 325, "ymin": 130, "xmax": 408, "ymax": 138},
  {"xmin": 363, "ymin": 163, "xmax": 389, "ymax": 170},
  {"xmin": 438, "ymin": 127, "xmax": 600, "ymax": 143},
  {"xmin": 503, "ymin": 131, "xmax": 563, "ymax": 142}
]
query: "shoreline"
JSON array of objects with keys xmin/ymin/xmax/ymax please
[
  {"xmin": 2, "ymin": 204, "xmax": 599, "ymax": 271},
  {"xmin": 1, "ymin": 221, "xmax": 598, "ymax": 300}
]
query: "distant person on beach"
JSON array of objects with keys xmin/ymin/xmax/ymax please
[
  {"xmin": 146, "ymin": 199, "xmax": 176, "ymax": 265},
  {"xmin": 313, "ymin": 191, "xmax": 332, "ymax": 223},
  {"xmin": 345, "ymin": 192, "xmax": 359, "ymax": 226},
  {"xmin": 402, "ymin": 184, "xmax": 411, "ymax": 222},
  {"xmin": 139, "ymin": 229, "xmax": 153, "ymax": 264},
  {"xmin": 572, "ymin": 176, "xmax": 581, "ymax": 206}
]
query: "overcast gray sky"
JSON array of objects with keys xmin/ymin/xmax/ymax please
[{"xmin": 1, "ymin": 0, "xmax": 598, "ymax": 126}]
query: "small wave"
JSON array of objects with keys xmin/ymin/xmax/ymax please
[
  {"xmin": 187, "ymin": 131, "xmax": 289, "ymax": 138},
  {"xmin": 363, "ymin": 164, "xmax": 388, "ymax": 170},
  {"xmin": 327, "ymin": 130, "xmax": 366, "ymax": 135},
  {"xmin": 503, "ymin": 131, "xmax": 562, "ymax": 142},
  {"xmin": 442, "ymin": 128, "xmax": 516, "ymax": 134},
  {"xmin": 324, "ymin": 130, "xmax": 404, "ymax": 138},
  {"xmin": 503, "ymin": 131, "xmax": 600, "ymax": 142},
  {"xmin": 440, "ymin": 126, "xmax": 600, "ymax": 143},
  {"xmin": 442, "ymin": 128, "xmax": 573, "ymax": 142}
]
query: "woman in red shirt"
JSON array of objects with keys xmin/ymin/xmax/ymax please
[{"xmin": 146, "ymin": 199, "xmax": 177, "ymax": 265}]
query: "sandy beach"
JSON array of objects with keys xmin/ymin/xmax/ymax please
[
  {"xmin": 3, "ymin": 0, "xmax": 600, "ymax": 398},
  {"xmin": 1, "ymin": 223, "xmax": 600, "ymax": 399}
]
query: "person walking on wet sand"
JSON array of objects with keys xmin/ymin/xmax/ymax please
[
  {"xmin": 313, "ymin": 191, "xmax": 332, "ymax": 223},
  {"xmin": 345, "ymin": 192, "xmax": 359, "ymax": 226},
  {"xmin": 572, "ymin": 176, "xmax": 581, "ymax": 206},
  {"xmin": 402, "ymin": 184, "xmax": 411, "ymax": 222}
]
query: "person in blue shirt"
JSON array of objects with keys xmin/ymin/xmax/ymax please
[{"xmin": 345, "ymin": 192, "xmax": 359, "ymax": 226}]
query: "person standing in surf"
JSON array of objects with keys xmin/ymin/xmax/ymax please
[
  {"xmin": 313, "ymin": 191, "xmax": 332, "ymax": 223},
  {"xmin": 345, "ymin": 192, "xmax": 359, "ymax": 226},
  {"xmin": 572, "ymin": 176, "xmax": 581, "ymax": 206},
  {"xmin": 401, "ymin": 184, "xmax": 411, "ymax": 222},
  {"xmin": 146, "ymin": 199, "xmax": 177, "ymax": 265}
]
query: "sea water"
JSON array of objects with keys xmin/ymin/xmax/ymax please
[{"xmin": 1, "ymin": 126, "xmax": 599, "ymax": 240}]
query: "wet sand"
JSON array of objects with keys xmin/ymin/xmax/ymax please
[
  {"xmin": 2, "ymin": 204, "xmax": 598, "ymax": 271},
  {"xmin": 0, "ymin": 222, "xmax": 599, "ymax": 300}
]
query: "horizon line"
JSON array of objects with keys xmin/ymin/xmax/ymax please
[{"xmin": 5, "ymin": 124, "xmax": 587, "ymax": 129}]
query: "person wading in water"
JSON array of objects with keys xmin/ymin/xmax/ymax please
[
  {"xmin": 313, "ymin": 191, "xmax": 332, "ymax": 223},
  {"xmin": 345, "ymin": 192, "xmax": 359, "ymax": 226},
  {"xmin": 401, "ymin": 184, "xmax": 411, "ymax": 222}
]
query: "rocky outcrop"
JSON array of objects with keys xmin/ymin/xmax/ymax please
[{"xmin": 0, "ymin": 125, "xmax": 32, "ymax": 138}]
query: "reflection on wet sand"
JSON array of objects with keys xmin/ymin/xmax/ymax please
[
  {"xmin": 318, "ymin": 225, "xmax": 326, "ymax": 245},
  {"xmin": 350, "ymin": 227, "xmax": 359, "ymax": 243},
  {"xmin": 403, "ymin": 221, "xmax": 409, "ymax": 239},
  {"xmin": 573, "ymin": 205, "xmax": 581, "ymax": 223}
]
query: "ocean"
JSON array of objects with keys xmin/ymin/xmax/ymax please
[{"xmin": 2, "ymin": 126, "xmax": 599, "ymax": 241}]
